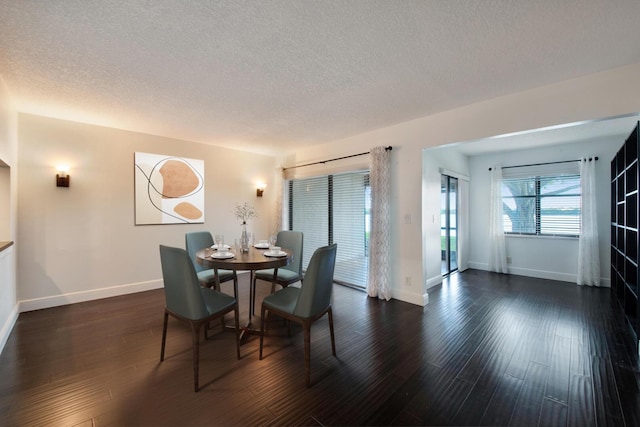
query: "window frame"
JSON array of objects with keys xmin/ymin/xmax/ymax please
[{"xmin": 501, "ymin": 172, "xmax": 581, "ymax": 238}]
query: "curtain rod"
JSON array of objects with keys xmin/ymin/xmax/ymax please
[
  {"xmin": 283, "ymin": 146, "xmax": 392, "ymax": 171},
  {"xmin": 488, "ymin": 157, "xmax": 598, "ymax": 171}
]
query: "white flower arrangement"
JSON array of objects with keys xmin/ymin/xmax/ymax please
[{"xmin": 234, "ymin": 202, "xmax": 257, "ymax": 224}]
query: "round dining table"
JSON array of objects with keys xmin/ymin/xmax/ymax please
[{"xmin": 196, "ymin": 246, "xmax": 292, "ymax": 339}]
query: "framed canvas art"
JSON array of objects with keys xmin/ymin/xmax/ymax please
[{"xmin": 134, "ymin": 152, "xmax": 205, "ymax": 225}]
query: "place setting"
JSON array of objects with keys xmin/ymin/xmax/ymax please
[
  {"xmin": 254, "ymin": 239, "xmax": 270, "ymax": 249},
  {"xmin": 211, "ymin": 250, "xmax": 234, "ymax": 259},
  {"xmin": 253, "ymin": 235, "xmax": 287, "ymax": 257},
  {"xmin": 263, "ymin": 245, "xmax": 287, "ymax": 257},
  {"xmin": 209, "ymin": 235, "xmax": 234, "ymax": 259}
]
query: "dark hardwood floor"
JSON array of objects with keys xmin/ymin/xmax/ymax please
[{"xmin": 1, "ymin": 269, "xmax": 639, "ymax": 426}]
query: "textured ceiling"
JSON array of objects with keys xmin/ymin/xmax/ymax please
[{"xmin": 1, "ymin": 0, "xmax": 640, "ymax": 155}]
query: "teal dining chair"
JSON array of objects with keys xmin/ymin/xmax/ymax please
[
  {"xmin": 159, "ymin": 245, "xmax": 240, "ymax": 392},
  {"xmin": 186, "ymin": 231, "xmax": 238, "ymax": 298},
  {"xmin": 251, "ymin": 230, "xmax": 303, "ymax": 315},
  {"xmin": 259, "ymin": 244, "xmax": 337, "ymax": 387}
]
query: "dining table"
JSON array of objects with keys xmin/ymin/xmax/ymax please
[{"xmin": 196, "ymin": 245, "xmax": 292, "ymax": 341}]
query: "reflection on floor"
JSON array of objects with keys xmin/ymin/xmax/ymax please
[{"xmin": 1, "ymin": 270, "xmax": 638, "ymax": 426}]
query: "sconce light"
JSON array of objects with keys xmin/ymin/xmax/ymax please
[
  {"xmin": 56, "ymin": 166, "xmax": 70, "ymax": 187},
  {"xmin": 256, "ymin": 183, "xmax": 266, "ymax": 197}
]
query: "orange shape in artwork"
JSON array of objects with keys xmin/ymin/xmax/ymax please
[
  {"xmin": 174, "ymin": 202, "xmax": 203, "ymax": 220},
  {"xmin": 160, "ymin": 160, "xmax": 199, "ymax": 198}
]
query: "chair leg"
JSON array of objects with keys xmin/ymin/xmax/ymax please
[
  {"xmin": 265, "ymin": 310, "xmax": 270, "ymax": 333},
  {"xmin": 208, "ymin": 280, "xmax": 220, "ymax": 292},
  {"xmin": 249, "ymin": 271, "xmax": 256, "ymax": 316},
  {"xmin": 270, "ymin": 268, "xmax": 279, "ymax": 295},
  {"xmin": 232, "ymin": 272, "xmax": 239, "ymax": 300},
  {"xmin": 160, "ymin": 311, "xmax": 169, "ymax": 361},
  {"xmin": 234, "ymin": 305, "xmax": 241, "ymax": 360},
  {"xmin": 251, "ymin": 275, "xmax": 257, "ymax": 316},
  {"xmin": 303, "ymin": 321, "xmax": 311, "ymax": 388},
  {"xmin": 259, "ymin": 305, "xmax": 267, "ymax": 360},
  {"xmin": 191, "ymin": 322, "xmax": 201, "ymax": 392},
  {"xmin": 212, "ymin": 269, "xmax": 222, "ymax": 292},
  {"xmin": 328, "ymin": 307, "xmax": 336, "ymax": 356}
]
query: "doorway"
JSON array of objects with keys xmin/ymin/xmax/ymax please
[{"xmin": 441, "ymin": 174, "xmax": 458, "ymax": 276}]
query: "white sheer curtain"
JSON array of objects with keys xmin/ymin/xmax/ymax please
[
  {"xmin": 271, "ymin": 167, "xmax": 284, "ymax": 236},
  {"xmin": 488, "ymin": 166, "xmax": 508, "ymax": 273},
  {"xmin": 367, "ymin": 146, "xmax": 391, "ymax": 300},
  {"xmin": 577, "ymin": 158, "xmax": 600, "ymax": 286}
]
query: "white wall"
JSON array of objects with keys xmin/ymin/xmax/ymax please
[
  {"xmin": 467, "ymin": 137, "xmax": 621, "ymax": 284},
  {"xmin": 16, "ymin": 114, "xmax": 277, "ymax": 310},
  {"xmin": 0, "ymin": 76, "xmax": 18, "ymax": 354},
  {"xmin": 282, "ymin": 63, "xmax": 640, "ymax": 305}
]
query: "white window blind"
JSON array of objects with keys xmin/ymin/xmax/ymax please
[
  {"xmin": 501, "ymin": 162, "xmax": 581, "ymax": 237},
  {"xmin": 288, "ymin": 170, "xmax": 370, "ymax": 287}
]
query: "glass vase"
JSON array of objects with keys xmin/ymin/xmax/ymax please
[{"xmin": 240, "ymin": 222, "xmax": 250, "ymax": 252}]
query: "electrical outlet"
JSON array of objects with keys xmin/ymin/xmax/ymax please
[
  {"xmin": 507, "ymin": 257, "xmax": 512, "ymax": 265},
  {"xmin": 405, "ymin": 276, "xmax": 412, "ymax": 286}
]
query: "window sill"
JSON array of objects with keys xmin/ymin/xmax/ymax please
[{"xmin": 505, "ymin": 234, "xmax": 578, "ymax": 240}]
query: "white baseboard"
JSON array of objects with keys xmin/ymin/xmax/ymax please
[
  {"xmin": 0, "ymin": 303, "xmax": 19, "ymax": 356},
  {"xmin": 426, "ymin": 274, "xmax": 443, "ymax": 290},
  {"xmin": 19, "ymin": 279, "xmax": 165, "ymax": 313},
  {"xmin": 392, "ymin": 288, "xmax": 429, "ymax": 306},
  {"xmin": 467, "ymin": 262, "xmax": 489, "ymax": 271},
  {"xmin": 389, "ymin": 274, "xmax": 443, "ymax": 306},
  {"xmin": 18, "ymin": 271, "xmax": 253, "ymax": 313},
  {"xmin": 467, "ymin": 262, "xmax": 611, "ymax": 287}
]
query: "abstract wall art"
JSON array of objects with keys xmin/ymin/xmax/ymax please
[{"xmin": 134, "ymin": 152, "xmax": 205, "ymax": 225}]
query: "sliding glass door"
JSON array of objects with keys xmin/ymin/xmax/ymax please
[
  {"xmin": 441, "ymin": 174, "xmax": 458, "ymax": 276},
  {"xmin": 288, "ymin": 171, "xmax": 370, "ymax": 288}
]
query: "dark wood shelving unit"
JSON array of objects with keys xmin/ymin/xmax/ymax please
[{"xmin": 611, "ymin": 121, "xmax": 640, "ymax": 356}]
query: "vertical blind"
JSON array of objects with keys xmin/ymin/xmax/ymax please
[{"xmin": 288, "ymin": 170, "xmax": 370, "ymax": 287}]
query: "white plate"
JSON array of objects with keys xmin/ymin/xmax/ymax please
[
  {"xmin": 264, "ymin": 250, "xmax": 287, "ymax": 257},
  {"xmin": 211, "ymin": 252, "xmax": 234, "ymax": 259},
  {"xmin": 254, "ymin": 243, "xmax": 270, "ymax": 249},
  {"xmin": 211, "ymin": 244, "xmax": 230, "ymax": 250}
]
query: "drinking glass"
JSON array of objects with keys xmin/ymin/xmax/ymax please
[{"xmin": 215, "ymin": 234, "xmax": 225, "ymax": 250}]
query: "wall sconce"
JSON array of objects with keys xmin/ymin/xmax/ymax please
[
  {"xmin": 56, "ymin": 166, "xmax": 70, "ymax": 187},
  {"xmin": 256, "ymin": 183, "xmax": 266, "ymax": 197}
]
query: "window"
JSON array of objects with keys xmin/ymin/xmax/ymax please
[
  {"xmin": 288, "ymin": 170, "xmax": 370, "ymax": 287},
  {"xmin": 501, "ymin": 163, "xmax": 581, "ymax": 237}
]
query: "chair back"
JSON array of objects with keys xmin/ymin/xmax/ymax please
[
  {"xmin": 159, "ymin": 245, "xmax": 209, "ymax": 320},
  {"xmin": 185, "ymin": 231, "xmax": 214, "ymax": 273},
  {"xmin": 276, "ymin": 230, "xmax": 303, "ymax": 275},
  {"xmin": 293, "ymin": 244, "xmax": 337, "ymax": 318}
]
